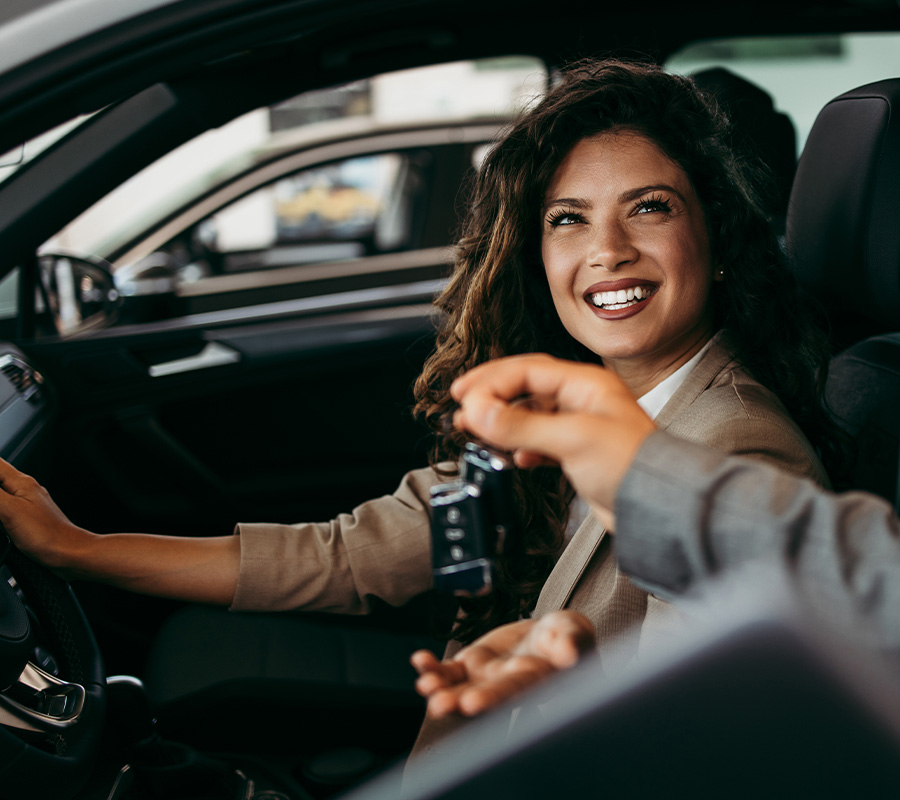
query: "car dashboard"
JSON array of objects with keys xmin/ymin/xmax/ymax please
[{"xmin": 0, "ymin": 346, "xmax": 53, "ymax": 466}]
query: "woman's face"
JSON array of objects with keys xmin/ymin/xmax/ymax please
[{"xmin": 541, "ymin": 130, "xmax": 719, "ymax": 392}]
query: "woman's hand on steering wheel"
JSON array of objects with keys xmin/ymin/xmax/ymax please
[{"xmin": 0, "ymin": 457, "xmax": 94, "ymax": 576}]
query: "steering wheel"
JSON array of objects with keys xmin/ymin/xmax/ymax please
[{"xmin": 0, "ymin": 542, "xmax": 106, "ymax": 799}]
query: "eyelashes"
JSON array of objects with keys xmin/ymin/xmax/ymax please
[
  {"xmin": 633, "ymin": 193, "xmax": 672, "ymax": 214},
  {"xmin": 544, "ymin": 194, "xmax": 673, "ymax": 227},
  {"xmin": 545, "ymin": 208, "xmax": 585, "ymax": 227}
]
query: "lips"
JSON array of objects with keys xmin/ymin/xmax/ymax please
[{"xmin": 583, "ymin": 279, "xmax": 658, "ymax": 317}]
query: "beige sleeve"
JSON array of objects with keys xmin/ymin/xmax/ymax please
[{"xmin": 230, "ymin": 465, "xmax": 449, "ymax": 613}]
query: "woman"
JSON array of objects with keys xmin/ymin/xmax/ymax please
[
  {"xmin": 0, "ymin": 59, "xmax": 837, "ymax": 736},
  {"xmin": 411, "ymin": 58, "xmax": 837, "ymax": 649}
]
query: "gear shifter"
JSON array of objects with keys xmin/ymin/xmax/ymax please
[{"xmin": 106, "ymin": 675, "xmax": 242, "ymax": 797}]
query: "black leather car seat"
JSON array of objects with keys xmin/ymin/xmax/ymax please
[
  {"xmin": 143, "ymin": 603, "xmax": 444, "ymax": 779},
  {"xmin": 785, "ymin": 79, "xmax": 900, "ymax": 503}
]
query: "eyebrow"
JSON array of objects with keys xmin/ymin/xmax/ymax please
[
  {"xmin": 542, "ymin": 196, "xmax": 589, "ymax": 211},
  {"xmin": 543, "ymin": 183, "xmax": 687, "ymax": 211},
  {"xmin": 619, "ymin": 183, "xmax": 686, "ymax": 204}
]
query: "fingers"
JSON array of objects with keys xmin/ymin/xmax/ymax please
[
  {"xmin": 420, "ymin": 655, "xmax": 556, "ymax": 719},
  {"xmin": 513, "ymin": 450, "xmax": 559, "ymax": 469},
  {"xmin": 455, "ymin": 401, "xmax": 599, "ymax": 465},
  {"xmin": 451, "ymin": 354, "xmax": 596, "ymax": 407},
  {"xmin": 451, "ymin": 354, "xmax": 656, "ymax": 510},
  {"xmin": 455, "ymin": 655, "xmax": 556, "ymax": 716},
  {"xmin": 0, "ymin": 457, "xmax": 37, "ymax": 497},
  {"xmin": 408, "ymin": 616, "xmax": 596, "ymax": 721},
  {"xmin": 450, "ymin": 354, "xmax": 557, "ymax": 404},
  {"xmin": 411, "ymin": 649, "xmax": 469, "ymax": 698},
  {"xmin": 411, "ymin": 649, "xmax": 479, "ymax": 719},
  {"xmin": 527, "ymin": 611, "xmax": 596, "ymax": 669},
  {"xmin": 450, "ymin": 354, "xmax": 629, "ymax": 457},
  {"xmin": 410, "ymin": 649, "xmax": 441, "ymax": 675}
]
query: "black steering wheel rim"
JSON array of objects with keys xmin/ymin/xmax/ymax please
[{"xmin": 0, "ymin": 544, "xmax": 106, "ymax": 800}]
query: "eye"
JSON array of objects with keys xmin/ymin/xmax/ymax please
[
  {"xmin": 633, "ymin": 194, "xmax": 672, "ymax": 215},
  {"xmin": 546, "ymin": 208, "xmax": 585, "ymax": 227}
]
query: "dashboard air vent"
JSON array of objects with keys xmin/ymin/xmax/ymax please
[{"xmin": 0, "ymin": 355, "xmax": 42, "ymax": 403}]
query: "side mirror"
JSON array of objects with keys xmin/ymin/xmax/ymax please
[
  {"xmin": 38, "ymin": 253, "xmax": 122, "ymax": 336},
  {"xmin": 113, "ymin": 252, "xmax": 181, "ymax": 324}
]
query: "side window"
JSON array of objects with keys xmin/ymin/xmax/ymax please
[
  {"xmin": 188, "ymin": 153, "xmax": 416, "ymax": 277},
  {"xmin": 0, "ymin": 269, "xmax": 17, "ymax": 321},
  {"xmin": 36, "ymin": 56, "xmax": 546, "ymax": 331}
]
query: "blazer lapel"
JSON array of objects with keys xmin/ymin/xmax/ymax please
[
  {"xmin": 533, "ymin": 334, "xmax": 735, "ymax": 619},
  {"xmin": 653, "ymin": 333, "xmax": 734, "ymax": 431},
  {"xmin": 533, "ymin": 513, "xmax": 606, "ymax": 616}
]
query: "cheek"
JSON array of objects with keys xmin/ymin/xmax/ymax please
[
  {"xmin": 669, "ymin": 230, "xmax": 714, "ymax": 288},
  {"xmin": 673, "ymin": 260, "xmax": 716, "ymax": 320},
  {"xmin": 541, "ymin": 239, "xmax": 577, "ymax": 288},
  {"xmin": 539, "ymin": 238, "xmax": 554, "ymax": 274},
  {"xmin": 540, "ymin": 242, "xmax": 565, "ymax": 294}
]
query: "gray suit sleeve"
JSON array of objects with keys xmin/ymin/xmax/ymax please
[{"xmin": 614, "ymin": 431, "xmax": 900, "ymax": 647}]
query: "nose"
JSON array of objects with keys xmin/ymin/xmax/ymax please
[{"xmin": 588, "ymin": 219, "xmax": 639, "ymax": 271}]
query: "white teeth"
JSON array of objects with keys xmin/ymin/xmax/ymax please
[{"xmin": 589, "ymin": 285, "xmax": 655, "ymax": 309}]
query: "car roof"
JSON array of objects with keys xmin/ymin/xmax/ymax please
[
  {"xmin": 0, "ymin": 0, "xmax": 180, "ymax": 76},
  {"xmin": 2, "ymin": 0, "xmax": 900, "ymax": 152}
]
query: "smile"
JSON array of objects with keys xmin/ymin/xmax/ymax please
[{"xmin": 588, "ymin": 284, "xmax": 658, "ymax": 310}]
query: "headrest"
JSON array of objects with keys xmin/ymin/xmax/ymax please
[
  {"xmin": 692, "ymin": 67, "xmax": 797, "ymax": 216},
  {"xmin": 786, "ymin": 79, "xmax": 900, "ymax": 333}
]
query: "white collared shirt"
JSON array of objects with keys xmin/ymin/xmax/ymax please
[{"xmin": 635, "ymin": 338, "xmax": 714, "ymax": 420}]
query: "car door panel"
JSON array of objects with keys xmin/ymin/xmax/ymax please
[{"xmin": 21, "ymin": 300, "xmax": 439, "ymax": 537}]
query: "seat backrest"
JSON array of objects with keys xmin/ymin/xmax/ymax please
[
  {"xmin": 787, "ymin": 79, "xmax": 900, "ymax": 351},
  {"xmin": 786, "ymin": 79, "xmax": 900, "ymax": 501},
  {"xmin": 692, "ymin": 67, "xmax": 797, "ymax": 231}
]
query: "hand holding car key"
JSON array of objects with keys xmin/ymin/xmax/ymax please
[{"xmin": 429, "ymin": 441, "xmax": 518, "ymax": 597}]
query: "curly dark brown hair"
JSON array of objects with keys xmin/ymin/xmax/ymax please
[{"xmin": 414, "ymin": 58, "xmax": 842, "ymax": 645}]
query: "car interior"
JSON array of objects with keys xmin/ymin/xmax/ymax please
[{"xmin": 4, "ymin": 1, "xmax": 900, "ymax": 799}]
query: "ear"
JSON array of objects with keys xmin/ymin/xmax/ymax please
[{"xmin": 713, "ymin": 266, "xmax": 725, "ymax": 282}]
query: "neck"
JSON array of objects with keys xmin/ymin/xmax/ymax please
[{"xmin": 604, "ymin": 330, "xmax": 715, "ymax": 399}]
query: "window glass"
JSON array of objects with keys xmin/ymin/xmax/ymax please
[
  {"xmin": 0, "ymin": 269, "xmax": 17, "ymax": 321},
  {"xmin": 195, "ymin": 153, "xmax": 405, "ymax": 274},
  {"xmin": 668, "ymin": 33, "xmax": 900, "ymax": 155},
  {"xmin": 43, "ymin": 57, "xmax": 546, "ymax": 270}
]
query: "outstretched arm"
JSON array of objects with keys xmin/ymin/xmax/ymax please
[
  {"xmin": 410, "ymin": 611, "xmax": 596, "ymax": 719},
  {"xmin": 0, "ymin": 458, "xmax": 241, "ymax": 604},
  {"xmin": 452, "ymin": 352, "xmax": 900, "ymax": 648}
]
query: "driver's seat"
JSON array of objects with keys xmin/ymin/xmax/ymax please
[
  {"xmin": 142, "ymin": 602, "xmax": 443, "ymax": 789},
  {"xmin": 785, "ymin": 77, "xmax": 900, "ymax": 502}
]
